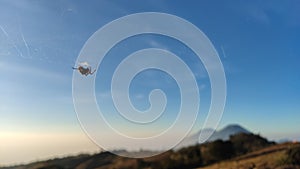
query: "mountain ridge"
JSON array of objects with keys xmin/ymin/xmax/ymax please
[{"xmin": 177, "ymin": 124, "xmax": 251, "ymax": 148}]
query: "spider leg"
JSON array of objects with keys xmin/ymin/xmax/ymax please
[{"xmin": 90, "ymin": 69, "xmax": 96, "ymax": 75}]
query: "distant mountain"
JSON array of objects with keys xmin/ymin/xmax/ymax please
[
  {"xmin": 177, "ymin": 124, "xmax": 251, "ymax": 148},
  {"xmin": 209, "ymin": 124, "xmax": 251, "ymax": 141},
  {"xmin": 276, "ymin": 138, "xmax": 291, "ymax": 143},
  {"xmin": 176, "ymin": 128, "xmax": 215, "ymax": 149}
]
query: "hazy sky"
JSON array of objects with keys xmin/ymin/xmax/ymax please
[{"xmin": 1, "ymin": 0, "xmax": 300, "ymax": 166}]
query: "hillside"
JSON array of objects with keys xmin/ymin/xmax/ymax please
[
  {"xmin": 2, "ymin": 133, "xmax": 299, "ymax": 169},
  {"xmin": 198, "ymin": 142, "xmax": 300, "ymax": 169}
]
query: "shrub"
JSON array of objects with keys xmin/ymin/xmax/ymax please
[
  {"xmin": 279, "ymin": 145, "xmax": 300, "ymax": 166},
  {"xmin": 230, "ymin": 133, "xmax": 272, "ymax": 155},
  {"xmin": 201, "ymin": 140, "xmax": 234, "ymax": 164}
]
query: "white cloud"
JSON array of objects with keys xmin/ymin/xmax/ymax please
[
  {"xmin": 148, "ymin": 39, "xmax": 170, "ymax": 51},
  {"xmin": 248, "ymin": 7, "xmax": 270, "ymax": 24}
]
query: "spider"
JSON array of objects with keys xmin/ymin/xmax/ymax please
[{"xmin": 72, "ymin": 62, "xmax": 95, "ymax": 76}]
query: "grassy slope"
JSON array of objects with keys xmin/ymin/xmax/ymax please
[{"xmin": 198, "ymin": 142, "xmax": 300, "ymax": 169}]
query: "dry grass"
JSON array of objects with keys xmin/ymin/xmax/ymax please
[{"xmin": 198, "ymin": 142, "xmax": 300, "ymax": 169}]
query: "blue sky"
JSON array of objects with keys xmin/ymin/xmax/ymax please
[{"xmin": 1, "ymin": 0, "xmax": 300, "ymax": 165}]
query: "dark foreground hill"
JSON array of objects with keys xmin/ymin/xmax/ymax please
[
  {"xmin": 198, "ymin": 142, "xmax": 300, "ymax": 169},
  {"xmin": 2, "ymin": 133, "xmax": 299, "ymax": 169}
]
